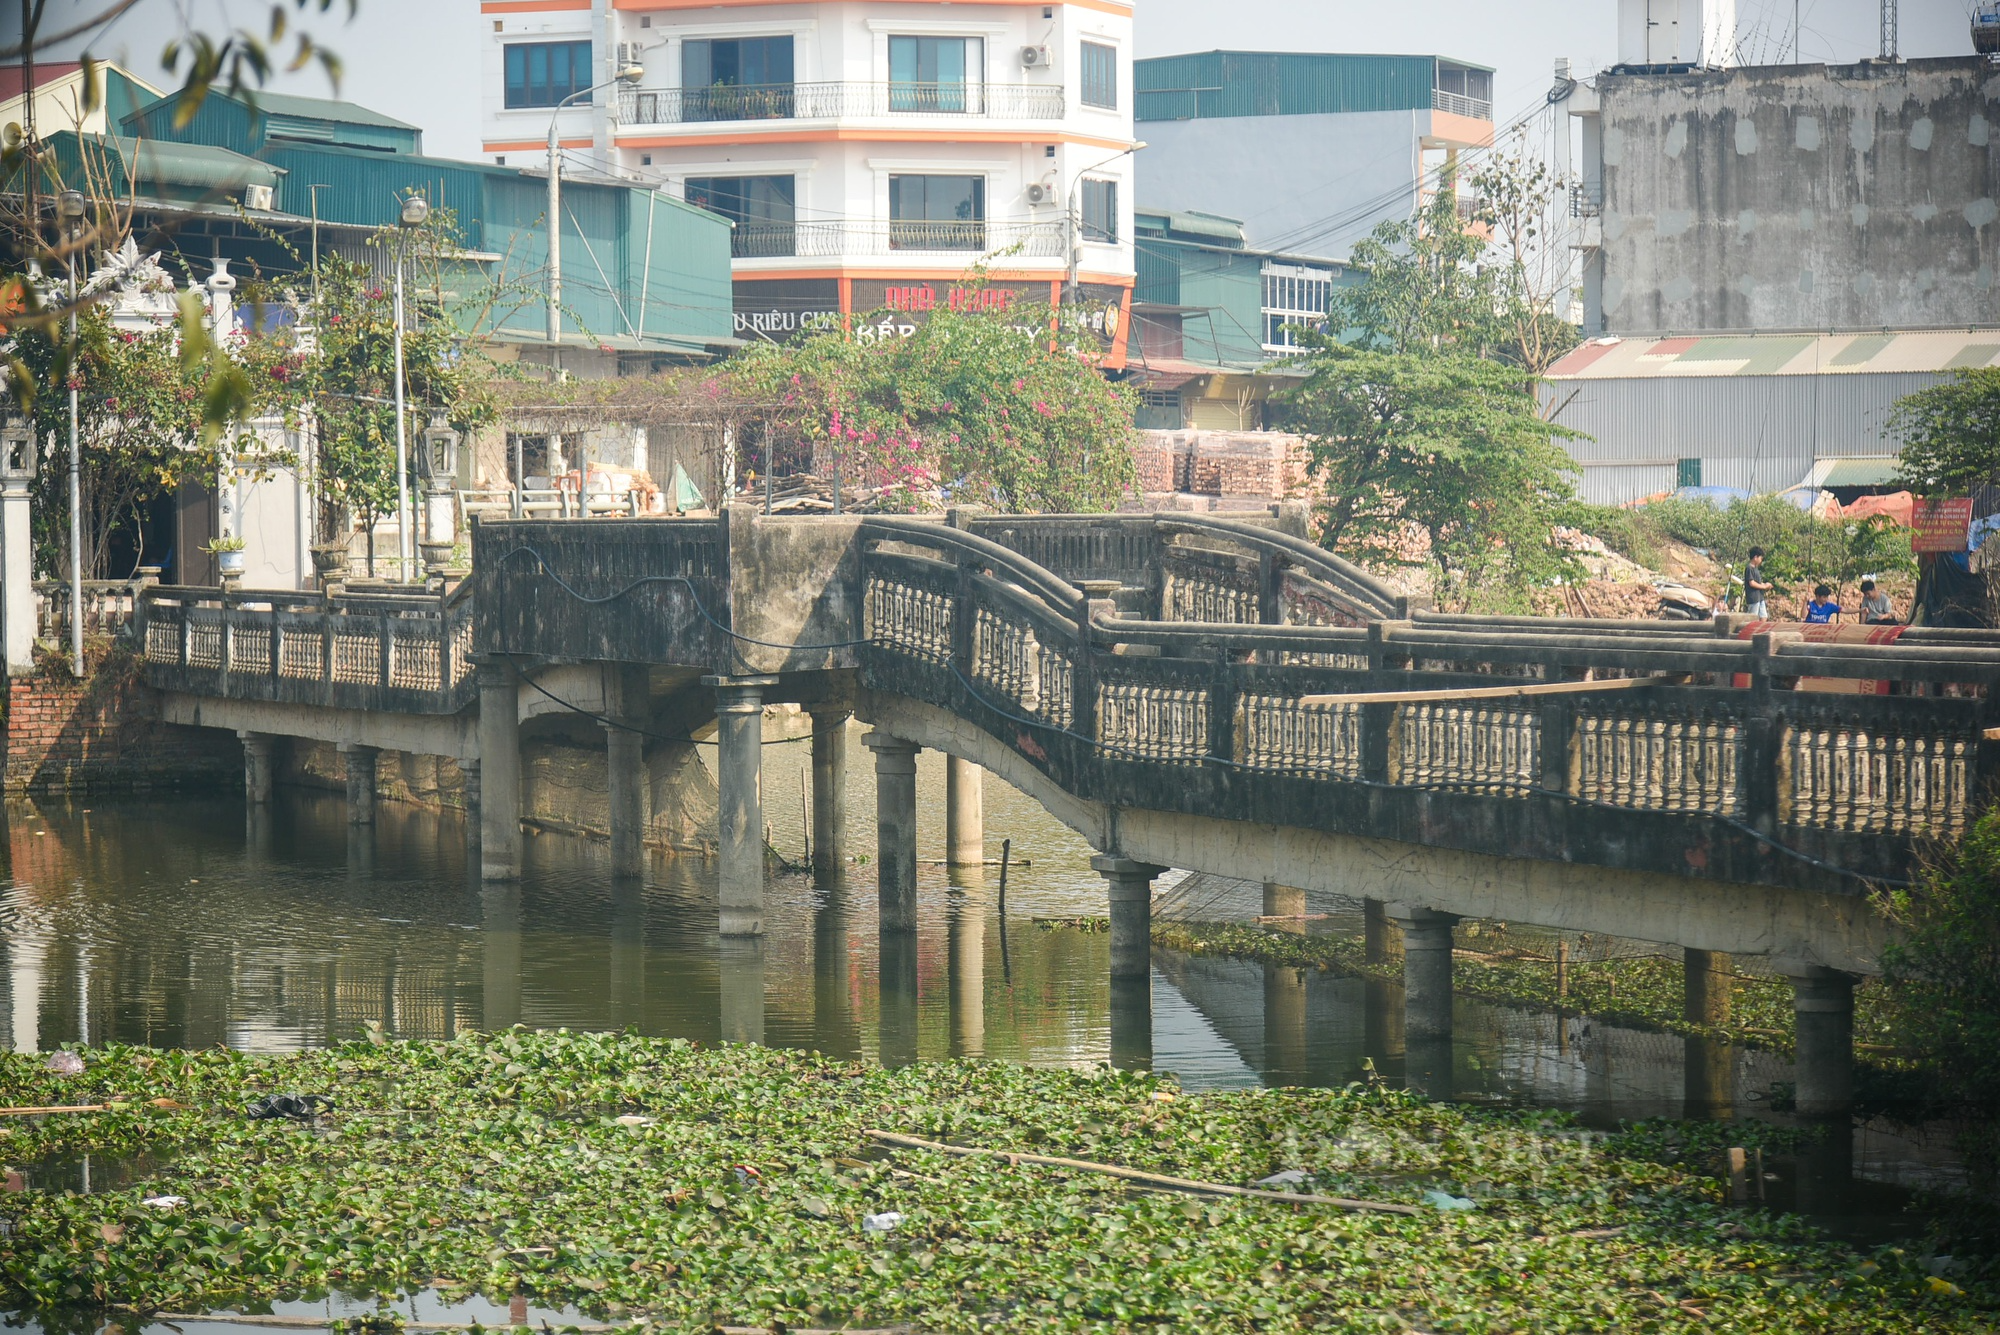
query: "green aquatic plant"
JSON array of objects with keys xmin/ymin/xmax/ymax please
[{"xmin": 0, "ymin": 1035, "xmax": 1989, "ymax": 1332}]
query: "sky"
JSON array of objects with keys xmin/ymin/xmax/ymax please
[{"xmin": 24, "ymin": 0, "xmax": 1993, "ymax": 162}]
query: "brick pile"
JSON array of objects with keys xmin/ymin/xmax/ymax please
[
  {"xmin": 1134, "ymin": 430, "xmax": 1311, "ymax": 504},
  {"xmin": 5, "ymin": 649, "xmax": 238, "ymax": 793}
]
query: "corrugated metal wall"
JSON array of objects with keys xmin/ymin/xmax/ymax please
[
  {"xmin": 1136, "ymin": 53, "xmax": 1437, "ymax": 122},
  {"xmin": 1544, "ymin": 371, "xmax": 1949, "ymax": 504}
]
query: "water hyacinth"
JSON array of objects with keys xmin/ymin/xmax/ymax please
[{"xmin": 0, "ymin": 1033, "xmax": 1989, "ymax": 1332}]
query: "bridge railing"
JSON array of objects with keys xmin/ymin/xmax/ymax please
[
  {"xmin": 861, "ymin": 523, "xmax": 2000, "ymax": 889},
  {"xmin": 139, "ymin": 582, "xmax": 477, "ymax": 715}
]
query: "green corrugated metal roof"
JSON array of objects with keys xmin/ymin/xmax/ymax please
[
  {"xmin": 18, "ymin": 132, "xmax": 279, "ymax": 204},
  {"xmin": 1946, "ymin": 343, "xmax": 2000, "ymax": 369},
  {"xmin": 249, "ymin": 91, "xmax": 419, "ymax": 132},
  {"xmin": 1136, "ymin": 50, "xmax": 1486, "ymax": 121},
  {"xmin": 1136, "ymin": 207, "xmax": 1246, "ymax": 243}
]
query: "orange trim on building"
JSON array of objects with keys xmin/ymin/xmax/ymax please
[
  {"xmin": 484, "ymin": 138, "xmax": 594, "ymax": 153},
  {"xmin": 738, "ymin": 267, "xmax": 1133, "ymax": 285},
  {"xmin": 616, "ymin": 0, "xmax": 1129, "ymax": 10},
  {"xmin": 618, "ymin": 127, "xmax": 1132, "ymax": 151},
  {"xmin": 483, "ymin": 0, "xmax": 589, "ymax": 11},
  {"xmin": 1426, "ymin": 109, "xmax": 1495, "ymax": 150}
]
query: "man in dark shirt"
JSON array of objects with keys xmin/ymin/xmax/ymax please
[{"xmin": 1742, "ymin": 548, "xmax": 1772, "ymax": 618}]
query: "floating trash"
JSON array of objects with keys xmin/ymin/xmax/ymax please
[
  {"xmin": 1255, "ymin": 1170, "xmax": 1311, "ymax": 1189},
  {"xmin": 45, "ymin": 1052, "xmax": 84, "ymax": 1076},
  {"xmin": 862, "ymin": 1211, "xmax": 904, "ymax": 1233},
  {"xmin": 140, "ymin": 1195, "xmax": 186, "ymax": 1209},
  {"xmin": 1423, "ymin": 1190, "xmax": 1476, "ymax": 1211}
]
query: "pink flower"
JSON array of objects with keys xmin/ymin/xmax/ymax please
[{"xmin": 1033, "ymin": 400, "xmax": 1054, "ymax": 417}]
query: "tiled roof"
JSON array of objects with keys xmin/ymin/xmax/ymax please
[{"xmin": 1547, "ymin": 331, "xmax": 2000, "ymax": 379}]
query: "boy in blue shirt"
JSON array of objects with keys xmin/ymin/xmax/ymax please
[{"xmin": 1804, "ymin": 584, "xmax": 1842, "ymax": 624}]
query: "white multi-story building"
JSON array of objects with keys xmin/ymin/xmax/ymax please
[{"xmin": 480, "ymin": 0, "xmax": 1137, "ymax": 362}]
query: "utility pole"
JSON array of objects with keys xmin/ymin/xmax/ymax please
[
  {"xmin": 1880, "ymin": 0, "xmax": 1899, "ymax": 60},
  {"xmin": 545, "ymin": 62, "xmax": 645, "ymax": 380}
]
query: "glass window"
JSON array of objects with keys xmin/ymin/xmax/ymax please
[
  {"xmin": 1262, "ymin": 263, "xmax": 1335, "ymax": 354},
  {"xmin": 888, "ymin": 36, "xmax": 981, "ymax": 112},
  {"xmin": 1080, "ymin": 41, "xmax": 1118, "ymax": 109},
  {"xmin": 686, "ymin": 175, "xmax": 797, "ymax": 257},
  {"xmin": 888, "ymin": 175, "xmax": 985, "ymax": 249},
  {"xmin": 1080, "ymin": 177, "xmax": 1118, "ymax": 243},
  {"xmin": 682, "ymin": 37, "xmax": 796, "ymax": 120},
  {"xmin": 504, "ymin": 41, "xmax": 593, "ymax": 109}
]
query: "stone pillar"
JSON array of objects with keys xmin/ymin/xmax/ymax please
[
  {"xmin": 1263, "ymin": 882, "xmax": 1306, "ymax": 933},
  {"xmin": 238, "ymin": 731, "xmax": 276, "ymax": 805},
  {"xmin": 459, "ymin": 759, "xmax": 481, "ymax": 865},
  {"xmin": 948, "ymin": 886, "xmax": 986, "ymax": 1058},
  {"xmin": 1391, "ymin": 907, "xmax": 1460, "ymax": 1040},
  {"xmin": 808, "ymin": 708, "xmax": 849, "ymax": 881},
  {"xmin": 481, "ymin": 882, "xmax": 522, "ymax": 1031},
  {"xmin": 1109, "ymin": 975, "xmax": 1153, "ymax": 1071},
  {"xmin": 1685, "ymin": 948, "xmax": 1733, "ymax": 1026},
  {"xmin": 865, "ymin": 732, "xmax": 921, "ymax": 934},
  {"xmin": 1683, "ymin": 1035, "xmax": 1735, "ymax": 1117},
  {"xmin": 340, "ymin": 744, "xmax": 379, "ymax": 826},
  {"xmin": 604, "ymin": 665, "xmax": 648, "ymax": 880},
  {"xmin": 478, "ymin": 662, "xmax": 522, "ymax": 881},
  {"xmin": 945, "ymin": 755, "xmax": 984, "ymax": 866},
  {"xmin": 1363, "ymin": 897, "xmax": 1394, "ymax": 963},
  {"xmin": 0, "ymin": 461, "xmax": 34, "ymax": 677},
  {"xmin": 1790, "ymin": 967, "xmax": 1857, "ymax": 1120},
  {"xmin": 718, "ymin": 937, "xmax": 765, "ymax": 1046},
  {"xmin": 707, "ymin": 675, "xmax": 778, "ymax": 937},
  {"xmin": 1093, "ymin": 856, "xmax": 1163, "ymax": 980}
]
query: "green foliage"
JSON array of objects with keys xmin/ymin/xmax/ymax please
[
  {"xmin": 730, "ymin": 294, "xmax": 1137, "ymax": 512},
  {"xmin": 0, "ymin": 1034, "xmax": 1989, "ymax": 1331},
  {"xmin": 1634, "ymin": 496, "xmax": 1915, "ymax": 604},
  {"xmin": 1891, "ymin": 369, "xmax": 2000, "ymax": 496},
  {"xmin": 1281, "ymin": 343, "xmax": 1585, "ymax": 612},
  {"xmin": 1881, "ymin": 810, "xmax": 2000, "ymax": 1185},
  {"xmin": 1334, "ymin": 186, "xmax": 1501, "ymax": 358},
  {"xmin": 1556, "ymin": 499, "xmax": 1663, "ymax": 569}
]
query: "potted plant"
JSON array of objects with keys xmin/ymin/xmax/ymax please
[{"xmin": 204, "ymin": 535, "xmax": 247, "ymax": 577}]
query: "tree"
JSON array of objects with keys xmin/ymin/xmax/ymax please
[
  {"xmin": 1334, "ymin": 181, "xmax": 1503, "ymax": 358},
  {"xmin": 1282, "ymin": 340, "xmax": 1585, "ymax": 612},
  {"xmin": 1890, "ymin": 368, "xmax": 2000, "ymax": 496},
  {"xmin": 729, "ymin": 294, "xmax": 1138, "ymax": 513},
  {"xmin": 1469, "ymin": 130, "xmax": 1584, "ymax": 380}
]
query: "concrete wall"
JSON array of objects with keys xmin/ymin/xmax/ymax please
[
  {"xmin": 1595, "ymin": 57, "xmax": 2000, "ymax": 334},
  {"xmin": 1136, "ymin": 109, "xmax": 1425, "ymax": 258}
]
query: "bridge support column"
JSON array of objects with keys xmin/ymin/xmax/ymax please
[
  {"xmin": 945, "ymin": 756, "xmax": 984, "ymax": 866},
  {"xmin": 709, "ymin": 675, "xmax": 778, "ymax": 938},
  {"xmin": 478, "ymin": 662, "xmax": 522, "ymax": 881},
  {"xmin": 808, "ymin": 707, "xmax": 849, "ymax": 881},
  {"xmin": 1094, "ymin": 856, "xmax": 1165, "ymax": 980},
  {"xmin": 1685, "ymin": 948, "xmax": 1734, "ymax": 1027},
  {"xmin": 604, "ymin": 664, "xmax": 648, "ymax": 880},
  {"xmin": 1364, "ymin": 898, "xmax": 1394, "ymax": 963},
  {"xmin": 1790, "ymin": 967, "xmax": 1857, "ymax": 1120},
  {"xmin": 865, "ymin": 732, "xmax": 921, "ymax": 934},
  {"xmin": 718, "ymin": 937, "xmax": 765, "ymax": 1046},
  {"xmin": 340, "ymin": 744, "xmax": 378, "ymax": 826},
  {"xmin": 1263, "ymin": 882, "xmax": 1306, "ymax": 933},
  {"xmin": 1390, "ymin": 907, "xmax": 1460, "ymax": 1041},
  {"xmin": 238, "ymin": 731, "xmax": 275, "ymax": 805}
]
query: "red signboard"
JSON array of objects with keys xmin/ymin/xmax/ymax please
[{"xmin": 1913, "ymin": 497, "xmax": 1975, "ymax": 553}]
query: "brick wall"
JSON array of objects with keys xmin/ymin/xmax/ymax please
[{"xmin": 4, "ymin": 649, "xmax": 240, "ymax": 793}]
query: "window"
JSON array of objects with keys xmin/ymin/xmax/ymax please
[
  {"xmin": 683, "ymin": 37, "xmax": 795, "ymax": 120},
  {"xmin": 1080, "ymin": 41, "xmax": 1118, "ymax": 109},
  {"xmin": 1080, "ymin": 177, "xmax": 1118, "ymax": 243},
  {"xmin": 1262, "ymin": 263, "xmax": 1334, "ymax": 353},
  {"xmin": 686, "ymin": 175, "xmax": 798, "ymax": 257},
  {"xmin": 1677, "ymin": 458, "xmax": 1703, "ymax": 489},
  {"xmin": 504, "ymin": 40, "xmax": 593, "ymax": 109},
  {"xmin": 888, "ymin": 36, "xmax": 981, "ymax": 112},
  {"xmin": 889, "ymin": 174, "xmax": 985, "ymax": 250},
  {"xmin": 1137, "ymin": 390, "xmax": 1183, "ymax": 430}
]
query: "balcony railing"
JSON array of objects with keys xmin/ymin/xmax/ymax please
[
  {"xmin": 730, "ymin": 219, "xmax": 1069, "ymax": 260},
  {"xmin": 1571, "ymin": 183, "xmax": 1605, "ymax": 219},
  {"xmin": 619, "ymin": 81, "xmax": 1066, "ymax": 126},
  {"xmin": 1432, "ymin": 88, "xmax": 1494, "ymax": 120}
]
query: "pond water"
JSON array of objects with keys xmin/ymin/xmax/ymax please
[{"xmin": 0, "ymin": 722, "xmax": 1965, "ymax": 1266}]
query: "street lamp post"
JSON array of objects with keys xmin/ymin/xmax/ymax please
[
  {"xmin": 58, "ymin": 188, "xmax": 84, "ymax": 677},
  {"xmin": 546, "ymin": 64, "xmax": 645, "ymax": 376},
  {"xmin": 393, "ymin": 193, "xmax": 430, "ymax": 583},
  {"xmin": 1064, "ymin": 141, "xmax": 1145, "ymax": 308}
]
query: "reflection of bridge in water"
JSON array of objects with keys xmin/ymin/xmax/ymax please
[{"xmin": 134, "ymin": 507, "xmax": 2000, "ymax": 1123}]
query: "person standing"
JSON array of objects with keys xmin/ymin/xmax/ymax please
[
  {"xmin": 1859, "ymin": 579, "xmax": 1898, "ymax": 625},
  {"xmin": 1741, "ymin": 548, "xmax": 1773, "ymax": 619}
]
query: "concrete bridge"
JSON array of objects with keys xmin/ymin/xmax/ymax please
[{"xmin": 135, "ymin": 507, "xmax": 2000, "ymax": 1117}]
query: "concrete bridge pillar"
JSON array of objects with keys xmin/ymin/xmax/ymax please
[
  {"xmin": 1363, "ymin": 898, "xmax": 1394, "ymax": 963},
  {"xmin": 808, "ymin": 707, "xmax": 849, "ymax": 881},
  {"xmin": 1093, "ymin": 856, "xmax": 1164, "ymax": 980},
  {"xmin": 340, "ymin": 744, "xmax": 378, "ymax": 826},
  {"xmin": 709, "ymin": 675, "xmax": 778, "ymax": 937},
  {"xmin": 946, "ymin": 756, "xmax": 984, "ymax": 866},
  {"xmin": 604, "ymin": 664, "xmax": 648, "ymax": 880},
  {"xmin": 1683, "ymin": 947, "xmax": 1735, "ymax": 1112},
  {"xmin": 865, "ymin": 732, "xmax": 921, "ymax": 934},
  {"xmin": 879, "ymin": 930, "xmax": 920, "ymax": 1066},
  {"xmin": 1790, "ymin": 967, "xmax": 1858, "ymax": 1120},
  {"xmin": 718, "ymin": 937, "xmax": 765, "ymax": 1046},
  {"xmin": 1390, "ymin": 907, "xmax": 1460, "ymax": 1041},
  {"xmin": 1263, "ymin": 882, "xmax": 1306, "ymax": 932},
  {"xmin": 478, "ymin": 661, "xmax": 522, "ymax": 881},
  {"xmin": 238, "ymin": 731, "xmax": 276, "ymax": 805}
]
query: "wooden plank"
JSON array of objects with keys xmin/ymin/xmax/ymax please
[{"xmin": 1299, "ymin": 676, "xmax": 1671, "ymax": 707}]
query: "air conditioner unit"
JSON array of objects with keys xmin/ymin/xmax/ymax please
[
  {"xmin": 1020, "ymin": 45, "xmax": 1051, "ymax": 68},
  {"xmin": 616, "ymin": 42, "xmax": 644, "ymax": 69},
  {"xmin": 243, "ymin": 184, "xmax": 273, "ymax": 211},
  {"xmin": 1026, "ymin": 182, "xmax": 1055, "ymax": 206}
]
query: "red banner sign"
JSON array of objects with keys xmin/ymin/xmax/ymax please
[{"xmin": 1913, "ymin": 497, "xmax": 1974, "ymax": 553}]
